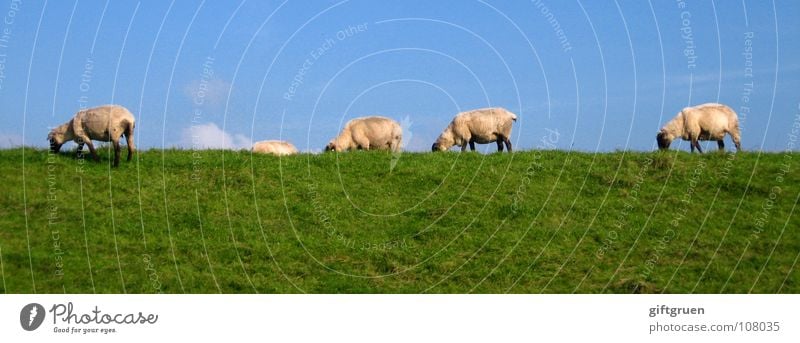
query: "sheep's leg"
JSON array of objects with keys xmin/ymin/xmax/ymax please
[
  {"xmin": 76, "ymin": 142, "xmax": 84, "ymax": 158},
  {"xmin": 125, "ymin": 131, "xmax": 135, "ymax": 161},
  {"xmin": 112, "ymin": 139, "xmax": 121, "ymax": 167},
  {"xmin": 353, "ymin": 135, "xmax": 369, "ymax": 151},
  {"xmin": 692, "ymin": 139, "xmax": 703, "ymax": 153},
  {"xmin": 469, "ymin": 139, "xmax": 476, "ymax": 151},
  {"xmin": 717, "ymin": 140, "xmax": 725, "ymax": 151},
  {"xmin": 84, "ymin": 140, "xmax": 100, "ymax": 162},
  {"xmin": 496, "ymin": 140, "xmax": 503, "ymax": 152},
  {"xmin": 504, "ymin": 137, "xmax": 513, "ymax": 153},
  {"xmin": 460, "ymin": 142, "xmax": 468, "ymax": 152}
]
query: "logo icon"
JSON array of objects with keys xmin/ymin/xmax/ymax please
[{"xmin": 20, "ymin": 303, "xmax": 45, "ymax": 331}]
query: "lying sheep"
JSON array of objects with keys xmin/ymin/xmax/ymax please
[
  {"xmin": 432, "ymin": 107, "xmax": 517, "ymax": 152},
  {"xmin": 47, "ymin": 104, "xmax": 136, "ymax": 167},
  {"xmin": 325, "ymin": 116, "xmax": 402, "ymax": 152},
  {"xmin": 252, "ymin": 140, "xmax": 298, "ymax": 156},
  {"xmin": 656, "ymin": 103, "xmax": 742, "ymax": 153}
]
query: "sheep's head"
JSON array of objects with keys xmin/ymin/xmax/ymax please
[
  {"xmin": 47, "ymin": 127, "xmax": 66, "ymax": 153},
  {"xmin": 324, "ymin": 141, "xmax": 339, "ymax": 152},
  {"xmin": 431, "ymin": 133, "xmax": 454, "ymax": 152},
  {"xmin": 656, "ymin": 130, "xmax": 672, "ymax": 150}
]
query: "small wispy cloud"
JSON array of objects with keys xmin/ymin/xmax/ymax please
[
  {"xmin": 179, "ymin": 122, "xmax": 251, "ymax": 150},
  {"xmin": 0, "ymin": 133, "xmax": 24, "ymax": 148}
]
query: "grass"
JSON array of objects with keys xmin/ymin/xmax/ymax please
[{"xmin": 0, "ymin": 147, "xmax": 797, "ymax": 293}]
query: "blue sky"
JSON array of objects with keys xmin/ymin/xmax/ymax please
[{"xmin": 0, "ymin": 0, "xmax": 798, "ymax": 152}]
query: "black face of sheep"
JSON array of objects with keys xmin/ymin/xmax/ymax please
[
  {"xmin": 431, "ymin": 141, "xmax": 448, "ymax": 152},
  {"xmin": 656, "ymin": 131, "xmax": 671, "ymax": 150},
  {"xmin": 49, "ymin": 139, "xmax": 63, "ymax": 153},
  {"xmin": 324, "ymin": 143, "xmax": 336, "ymax": 152},
  {"xmin": 47, "ymin": 132, "xmax": 64, "ymax": 154}
]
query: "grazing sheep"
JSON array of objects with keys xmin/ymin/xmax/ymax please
[
  {"xmin": 47, "ymin": 104, "xmax": 136, "ymax": 167},
  {"xmin": 656, "ymin": 103, "xmax": 742, "ymax": 153},
  {"xmin": 252, "ymin": 140, "xmax": 298, "ymax": 156},
  {"xmin": 324, "ymin": 116, "xmax": 402, "ymax": 152},
  {"xmin": 431, "ymin": 107, "xmax": 517, "ymax": 152}
]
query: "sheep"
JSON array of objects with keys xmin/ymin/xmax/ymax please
[
  {"xmin": 47, "ymin": 104, "xmax": 136, "ymax": 167},
  {"xmin": 252, "ymin": 140, "xmax": 299, "ymax": 156},
  {"xmin": 656, "ymin": 103, "xmax": 742, "ymax": 153},
  {"xmin": 431, "ymin": 107, "xmax": 517, "ymax": 152},
  {"xmin": 324, "ymin": 116, "xmax": 402, "ymax": 152}
]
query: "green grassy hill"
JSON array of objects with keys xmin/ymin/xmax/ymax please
[{"xmin": 0, "ymin": 147, "xmax": 797, "ymax": 293}]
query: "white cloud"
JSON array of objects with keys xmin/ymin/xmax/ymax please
[
  {"xmin": 179, "ymin": 122, "xmax": 251, "ymax": 150},
  {"xmin": 0, "ymin": 133, "xmax": 24, "ymax": 148}
]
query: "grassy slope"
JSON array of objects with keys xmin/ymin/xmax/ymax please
[{"xmin": 0, "ymin": 147, "xmax": 797, "ymax": 294}]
